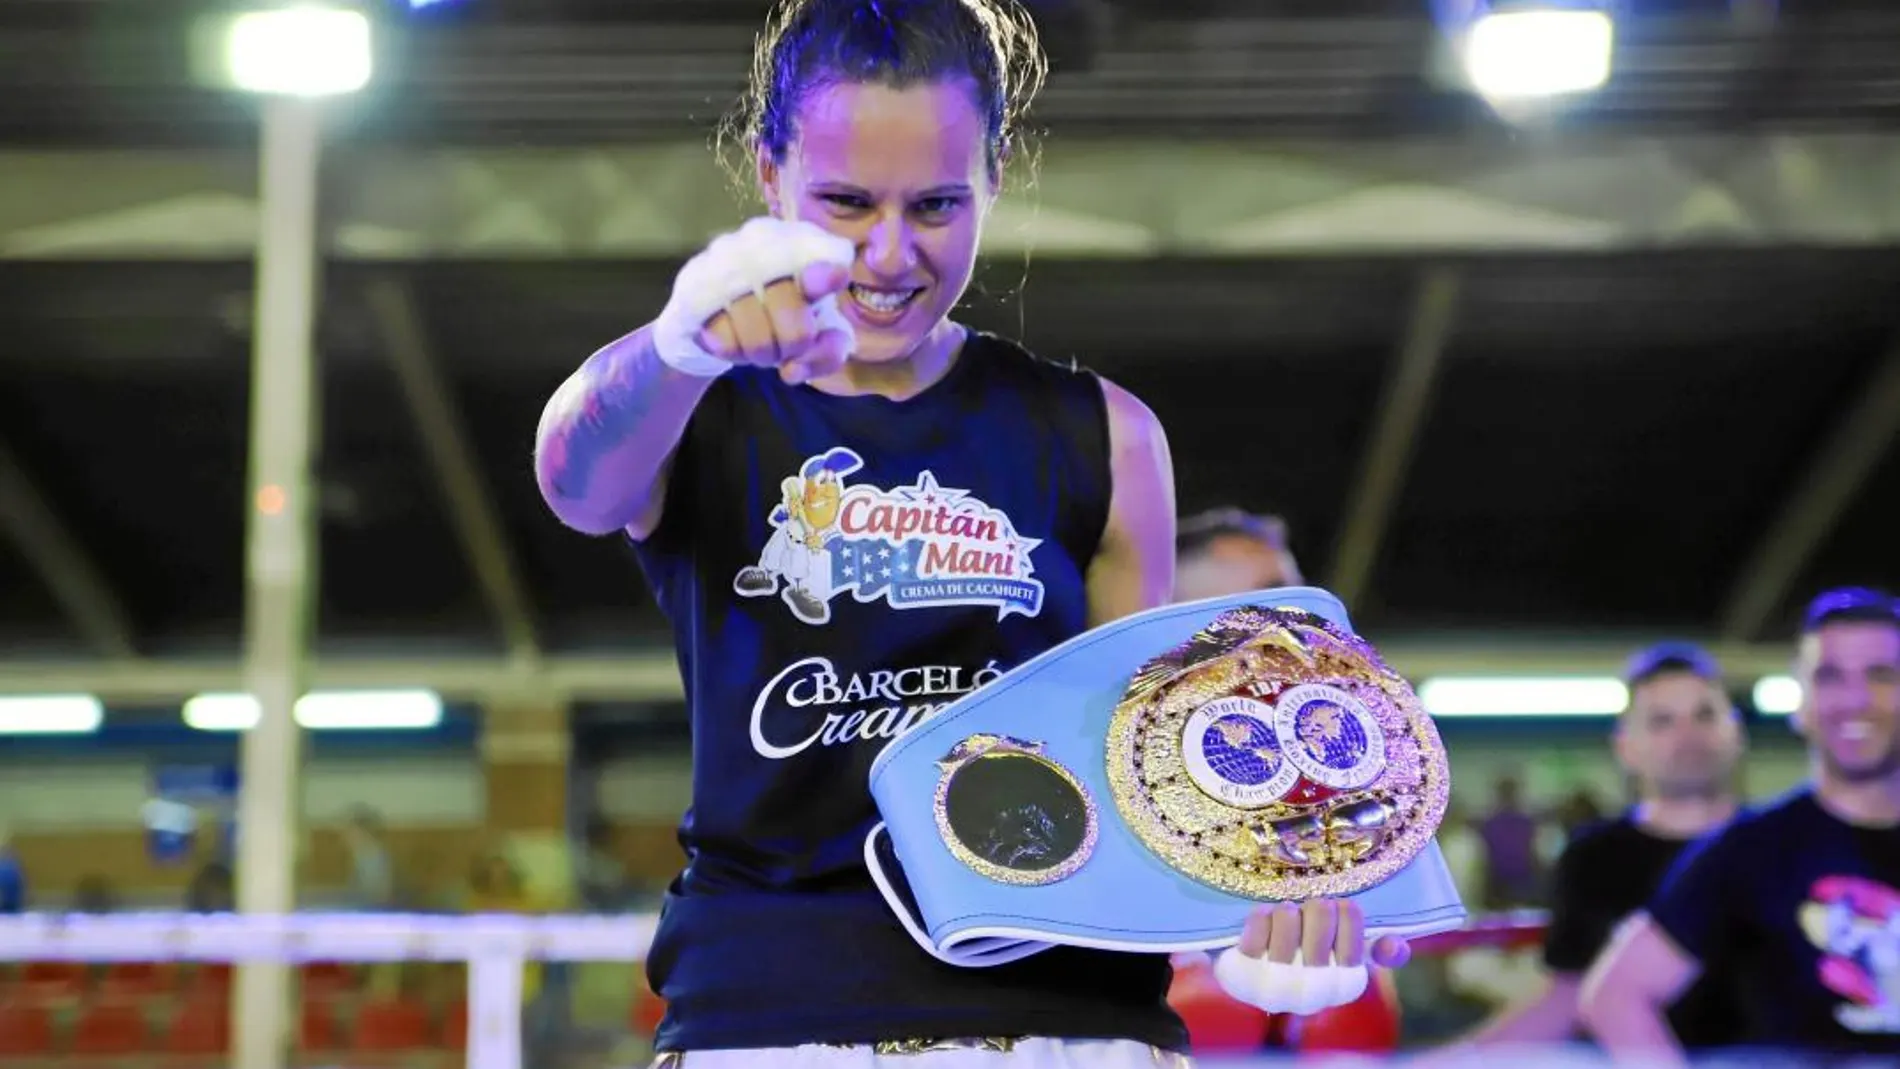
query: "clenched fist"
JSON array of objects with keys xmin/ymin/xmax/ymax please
[{"xmin": 651, "ymin": 216, "xmax": 859, "ymax": 386}]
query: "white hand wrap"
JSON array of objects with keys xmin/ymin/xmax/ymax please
[
  {"xmin": 651, "ymin": 216, "xmax": 858, "ymax": 378},
  {"xmin": 1213, "ymin": 947, "xmax": 1369, "ymax": 1016}
]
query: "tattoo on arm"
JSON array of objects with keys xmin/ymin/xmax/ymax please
[{"xmin": 538, "ymin": 339, "xmax": 665, "ymax": 507}]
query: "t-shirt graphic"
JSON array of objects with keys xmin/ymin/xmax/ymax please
[
  {"xmin": 1801, "ymin": 874, "xmax": 1900, "ymax": 1035},
  {"xmin": 733, "ymin": 446, "xmax": 1045, "ymax": 626}
]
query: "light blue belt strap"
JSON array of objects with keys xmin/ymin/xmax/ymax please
[{"xmin": 865, "ymin": 586, "xmax": 1467, "ymax": 967}]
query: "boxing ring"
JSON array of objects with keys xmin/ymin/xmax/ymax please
[{"xmin": 0, "ymin": 908, "xmax": 1554, "ymax": 1067}]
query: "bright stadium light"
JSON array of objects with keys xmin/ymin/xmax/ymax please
[
  {"xmin": 1753, "ymin": 674, "xmax": 1802, "ymax": 716},
  {"xmin": 1463, "ymin": 7, "xmax": 1615, "ymax": 101},
  {"xmin": 225, "ymin": 6, "xmax": 372, "ymax": 97},
  {"xmin": 184, "ymin": 689, "xmax": 443, "ymax": 731},
  {"xmin": 296, "ymin": 689, "xmax": 442, "ymax": 730},
  {"xmin": 1419, "ymin": 676, "xmax": 1629, "ymax": 718},
  {"xmin": 182, "ymin": 693, "xmax": 266, "ymax": 732},
  {"xmin": 0, "ymin": 694, "xmax": 105, "ymax": 735}
]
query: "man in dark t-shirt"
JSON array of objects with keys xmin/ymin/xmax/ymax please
[
  {"xmin": 1584, "ymin": 587, "xmax": 1900, "ymax": 1064},
  {"xmin": 1441, "ymin": 641, "xmax": 1747, "ymax": 1054}
]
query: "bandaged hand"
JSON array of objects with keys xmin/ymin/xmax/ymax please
[
  {"xmin": 1213, "ymin": 898, "xmax": 1410, "ymax": 1015},
  {"xmin": 651, "ymin": 216, "xmax": 858, "ymax": 384}
]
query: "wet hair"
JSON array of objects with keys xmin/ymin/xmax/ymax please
[
  {"xmin": 728, "ymin": 0, "xmax": 1047, "ymax": 179},
  {"xmin": 1802, "ymin": 586, "xmax": 1900, "ymax": 634}
]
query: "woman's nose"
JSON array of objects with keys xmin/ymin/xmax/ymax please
[{"xmin": 863, "ymin": 212, "xmax": 918, "ymax": 276}]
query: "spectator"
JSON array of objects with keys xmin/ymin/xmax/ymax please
[
  {"xmin": 0, "ymin": 828, "xmax": 25, "ymax": 913},
  {"xmin": 1173, "ymin": 507, "xmax": 1303, "ymax": 602},
  {"xmin": 1478, "ymin": 776, "xmax": 1543, "ymax": 908},
  {"xmin": 186, "ymin": 862, "xmax": 235, "ymax": 913},
  {"xmin": 464, "ymin": 849, "xmax": 559, "ymax": 1056},
  {"xmin": 576, "ymin": 815, "xmax": 632, "ymax": 911},
  {"xmin": 342, "ymin": 805, "xmax": 396, "ymax": 910},
  {"xmin": 72, "ymin": 874, "xmax": 119, "ymax": 913}
]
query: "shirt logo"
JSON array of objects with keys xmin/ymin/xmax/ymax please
[
  {"xmin": 1801, "ymin": 874, "xmax": 1900, "ymax": 1034},
  {"xmin": 748, "ymin": 657, "xmax": 1003, "ymax": 760},
  {"xmin": 733, "ymin": 447, "xmax": 1045, "ymax": 626}
]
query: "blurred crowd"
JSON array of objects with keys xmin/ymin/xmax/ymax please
[{"xmin": 0, "ymin": 806, "xmax": 650, "ymax": 919}]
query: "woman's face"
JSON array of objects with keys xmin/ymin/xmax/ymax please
[{"xmin": 761, "ymin": 78, "xmax": 995, "ymax": 365}]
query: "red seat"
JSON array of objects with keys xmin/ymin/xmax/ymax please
[
  {"xmin": 1291, "ymin": 970, "xmax": 1404, "ymax": 1053},
  {"xmin": 438, "ymin": 998, "xmax": 468, "ymax": 1051},
  {"xmin": 69, "ymin": 1001, "xmax": 148, "ymax": 1056},
  {"xmin": 0, "ymin": 1004, "xmax": 54, "ymax": 1057},
  {"xmin": 299, "ymin": 961, "xmax": 355, "ymax": 998},
  {"xmin": 299, "ymin": 1000, "xmax": 340, "ymax": 1052},
  {"xmin": 630, "ymin": 974, "xmax": 666, "ymax": 1038},
  {"xmin": 352, "ymin": 997, "xmax": 432, "ymax": 1052},
  {"xmin": 181, "ymin": 963, "xmax": 232, "ymax": 999},
  {"xmin": 165, "ymin": 998, "xmax": 231, "ymax": 1056},
  {"xmin": 99, "ymin": 961, "xmax": 171, "ymax": 1000},
  {"xmin": 15, "ymin": 961, "xmax": 86, "ymax": 1002},
  {"xmin": 1167, "ymin": 960, "xmax": 1271, "ymax": 1054}
]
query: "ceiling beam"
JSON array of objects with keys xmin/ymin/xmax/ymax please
[
  {"xmin": 0, "ymin": 642, "xmax": 1804, "ymax": 704},
  {"xmin": 363, "ymin": 276, "xmax": 541, "ymax": 663},
  {"xmin": 1327, "ymin": 267, "xmax": 1459, "ymax": 611},
  {"xmin": 0, "ymin": 439, "xmax": 137, "ymax": 657},
  {"xmin": 5, "ymin": 131, "xmax": 1900, "ymax": 260},
  {"xmin": 1719, "ymin": 330, "xmax": 1900, "ymax": 640}
]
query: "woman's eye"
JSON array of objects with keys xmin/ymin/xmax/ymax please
[{"xmin": 820, "ymin": 193, "xmax": 871, "ymax": 211}]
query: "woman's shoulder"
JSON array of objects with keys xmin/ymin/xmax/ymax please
[
  {"xmin": 963, "ymin": 327, "xmax": 1163, "ymax": 453},
  {"xmin": 963, "ymin": 327, "xmax": 1097, "ymax": 383}
]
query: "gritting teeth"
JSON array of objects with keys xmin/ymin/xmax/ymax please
[{"xmin": 851, "ymin": 285, "xmax": 914, "ymax": 313}]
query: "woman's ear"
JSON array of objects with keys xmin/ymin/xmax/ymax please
[
  {"xmin": 986, "ymin": 135, "xmax": 1014, "ymax": 198},
  {"xmin": 757, "ymin": 147, "xmax": 784, "ymax": 217}
]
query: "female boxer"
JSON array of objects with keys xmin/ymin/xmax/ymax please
[{"xmin": 534, "ymin": 2, "xmax": 1405, "ymax": 1064}]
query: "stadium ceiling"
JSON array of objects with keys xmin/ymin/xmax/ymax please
[
  {"xmin": 0, "ymin": 0, "xmax": 1897, "ymax": 692},
  {"xmin": 0, "ymin": 0, "xmax": 1899, "ymax": 143}
]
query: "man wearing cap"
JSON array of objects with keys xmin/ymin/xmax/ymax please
[
  {"xmin": 1585, "ymin": 588, "xmax": 1900, "ymax": 1062},
  {"xmin": 1442, "ymin": 641, "xmax": 1747, "ymax": 1054}
]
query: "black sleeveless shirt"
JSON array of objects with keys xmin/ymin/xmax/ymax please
[{"xmin": 629, "ymin": 331, "xmax": 1185, "ymax": 1052}]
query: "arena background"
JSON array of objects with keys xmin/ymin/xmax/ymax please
[{"xmin": 1, "ymin": 0, "xmax": 1898, "ymax": 1065}]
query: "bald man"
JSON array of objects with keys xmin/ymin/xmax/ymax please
[
  {"xmin": 1168, "ymin": 506, "xmax": 1401, "ymax": 1056},
  {"xmin": 1174, "ymin": 508, "xmax": 1303, "ymax": 603}
]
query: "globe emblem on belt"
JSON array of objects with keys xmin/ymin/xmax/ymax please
[
  {"xmin": 1105, "ymin": 604, "xmax": 1450, "ymax": 901},
  {"xmin": 1275, "ymin": 685, "xmax": 1386, "ymax": 792},
  {"xmin": 1203, "ymin": 713, "xmax": 1279, "ymax": 783},
  {"xmin": 1183, "ymin": 697, "xmax": 1301, "ymax": 807}
]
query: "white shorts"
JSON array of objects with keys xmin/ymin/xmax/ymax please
[{"xmin": 651, "ymin": 1038, "xmax": 1192, "ymax": 1068}]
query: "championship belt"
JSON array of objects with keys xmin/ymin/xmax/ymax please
[{"xmin": 865, "ymin": 586, "xmax": 1466, "ymax": 968}]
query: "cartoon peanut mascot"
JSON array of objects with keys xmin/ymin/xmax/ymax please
[{"xmin": 734, "ymin": 448, "xmax": 864, "ymax": 625}]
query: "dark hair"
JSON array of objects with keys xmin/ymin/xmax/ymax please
[
  {"xmin": 1176, "ymin": 507, "xmax": 1293, "ymax": 558},
  {"xmin": 730, "ymin": 0, "xmax": 1047, "ymax": 178},
  {"xmin": 1802, "ymin": 586, "xmax": 1900, "ymax": 634}
]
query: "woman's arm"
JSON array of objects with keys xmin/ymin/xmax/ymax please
[
  {"xmin": 533, "ymin": 325, "xmax": 718, "ymax": 539},
  {"xmin": 1579, "ymin": 915, "xmax": 1696, "ymax": 1065},
  {"xmin": 1085, "ymin": 379, "xmax": 1177, "ymax": 627}
]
